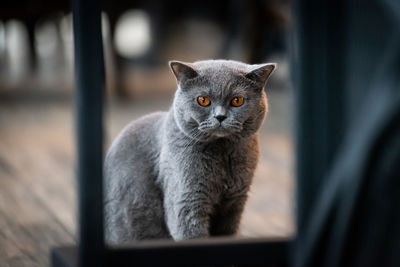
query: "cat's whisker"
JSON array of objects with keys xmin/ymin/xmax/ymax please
[
  {"xmin": 179, "ymin": 128, "xmax": 204, "ymax": 150},
  {"xmin": 198, "ymin": 121, "xmax": 214, "ymax": 131}
]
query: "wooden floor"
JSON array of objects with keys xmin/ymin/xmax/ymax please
[{"xmin": 0, "ymin": 93, "xmax": 294, "ymax": 266}]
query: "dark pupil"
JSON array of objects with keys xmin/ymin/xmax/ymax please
[
  {"xmin": 201, "ymin": 97, "xmax": 205, "ymax": 103},
  {"xmin": 235, "ymin": 97, "xmax": 238, "ymax": 102}
]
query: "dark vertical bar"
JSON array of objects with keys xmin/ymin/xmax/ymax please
[
  {"xmin": 293, "ymin": 0, "xmax": 347, "ymax": 235},
  {"xmin": 71, "ymin": 0, "xmax": 105, "ymax": 266},
  {"xmin": 293, "ymin": 0, "xmax": 326, "ymax": 237}
]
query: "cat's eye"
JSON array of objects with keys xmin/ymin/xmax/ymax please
[
  {"xmin": 197, "ymin": 96, "xmax": 211, "ymax": 107},
  {"xmin": 231, "ymin": 96, "xmax": 244, "ymax": 107}
]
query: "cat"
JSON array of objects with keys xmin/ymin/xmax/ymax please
[{"xmin": 104, "ymin": 59, "xmax": 275, "ymax": 243}]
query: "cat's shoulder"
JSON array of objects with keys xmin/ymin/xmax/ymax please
[
  {"xmin": 120, "ymin": 111, "xmax": 166, "ymax": 136},
  {"xmin": 107, "ymin": 111, "xmax": 167, "ymax": 153}
]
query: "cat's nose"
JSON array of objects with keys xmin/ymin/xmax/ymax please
[{"xmin": 215, "ymin": 115, "xmax": 227, "ymax": 123}]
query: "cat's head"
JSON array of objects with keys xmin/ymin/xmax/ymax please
[{"xmin": 169, "ymin": 59, "xmax": 275, "ymax": 141}]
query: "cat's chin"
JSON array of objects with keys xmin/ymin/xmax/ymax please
[
  {"xmin": 208, "ymin": 127, "xmax": 233, "ymax": 138},
  {"xmin": 213, "ymin": 132, "xmax": 229, "ymax": 138}
]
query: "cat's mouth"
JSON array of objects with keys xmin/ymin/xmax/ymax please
[
  {"xmin": 197, "ymin": 121, "xmax": 243, "ymax": 137},
  {"xmin": 211, "ymin": 126, "xmax": 230, "ymax": 137}
]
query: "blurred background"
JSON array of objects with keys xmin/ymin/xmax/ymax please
[{"xmin": 0, "ymin": 1, "xmax": 294, "ymax": 265}]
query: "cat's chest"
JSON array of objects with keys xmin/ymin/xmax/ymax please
[
  {"xmin": 161, "ymin": 137, "xmax": 258, "ymax": 197},
  {"xmin": 188, "ymin": 140, "xmax": 254, "ymax": 193}
]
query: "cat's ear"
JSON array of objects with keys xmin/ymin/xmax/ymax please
[
  {"xmin": 169, "ymin": 61, "xmax": 199, "ymax": 85},
  {"xmin": 245, "ymin": 63, "xmax": 276, "ymax": 87}
]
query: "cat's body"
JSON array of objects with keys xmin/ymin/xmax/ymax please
[{"xmin": 104, "ymin": 60, "xmax": 275, "ymax": 243}]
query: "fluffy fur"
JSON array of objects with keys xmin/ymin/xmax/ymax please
[{"xmin": 104, "ymin": 59, "xmax": 275, "ymax": 243}]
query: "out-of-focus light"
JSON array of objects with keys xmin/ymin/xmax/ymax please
[
  {"xmin": 6, "ymin": 20, "xmax": 28, "ymax": 58},
  {"xmin": 60, "ymin": 13, "xmax": 74, "ymax": 71},
  {"xmin": 5, "ymin": 20, "xmax": 29, "ymax": 77},
  {"xmin": 0, "ymin": 21, "xmax": 5, "ymax": 55},
  {"xmin": 114, "ymin": 9, "xmax": 151, "ymax": 58},
  {"xmin": 101, "ymin": 12, "xmax": 110, "ymax": 41},
  {"xmin": 60, "ymin": 13, "xmax": 73, "ymax": 45},
  {"xmin": 35, "ymin": 20, "xmax": 58, "ymax": 58}
]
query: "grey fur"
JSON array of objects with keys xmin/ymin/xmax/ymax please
[{"xmin": 104, "ymin": 59, "xmax": 275, "ymax": 243}]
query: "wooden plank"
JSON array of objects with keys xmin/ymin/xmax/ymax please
[
  {"xmin": 0, "ymin": 169, "xmax": 75, "ymax": 266},
  {"xmin": 0, "ymin": 107, "xmax": 77, "ymax": 236},
  {"xmin": 0, "ymin": 156, "xmax": 75, "ymax": 261},
  {"xmin": 0, "ymin": 115, "xmax": 76, "ymax": 266},
  {"xmin": 0, "ymin": 219, "xmax": 34, "ymax": 267}
]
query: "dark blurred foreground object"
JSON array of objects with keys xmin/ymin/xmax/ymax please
[
  {"xmin": 51, "ymin": 0, "xmax": 400, "ymax": 266},
  {"xmin": 294, "ymin": 0, "xmax": 400, "ymax": 266}
]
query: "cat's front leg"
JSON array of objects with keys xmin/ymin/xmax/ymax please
[
  {"xmin": 211, "ymin": 195, "xmax": 247, "ymax": 236},
  {"xmin": 165, "ymin": 183, "xmax": 213, "ymax": 241}
]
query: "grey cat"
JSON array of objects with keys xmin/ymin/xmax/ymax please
[{"xmin": 104, "ymin": 59, "xmax": 275, "ymax": 243}]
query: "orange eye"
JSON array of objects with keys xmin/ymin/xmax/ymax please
[
  {"xmin": 197, "ymin": 96, "xmax": 211, "ymax": 107},
  {"xmin": 231, "ymin": 96, "xmax": 244, "ymax": 107}
]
